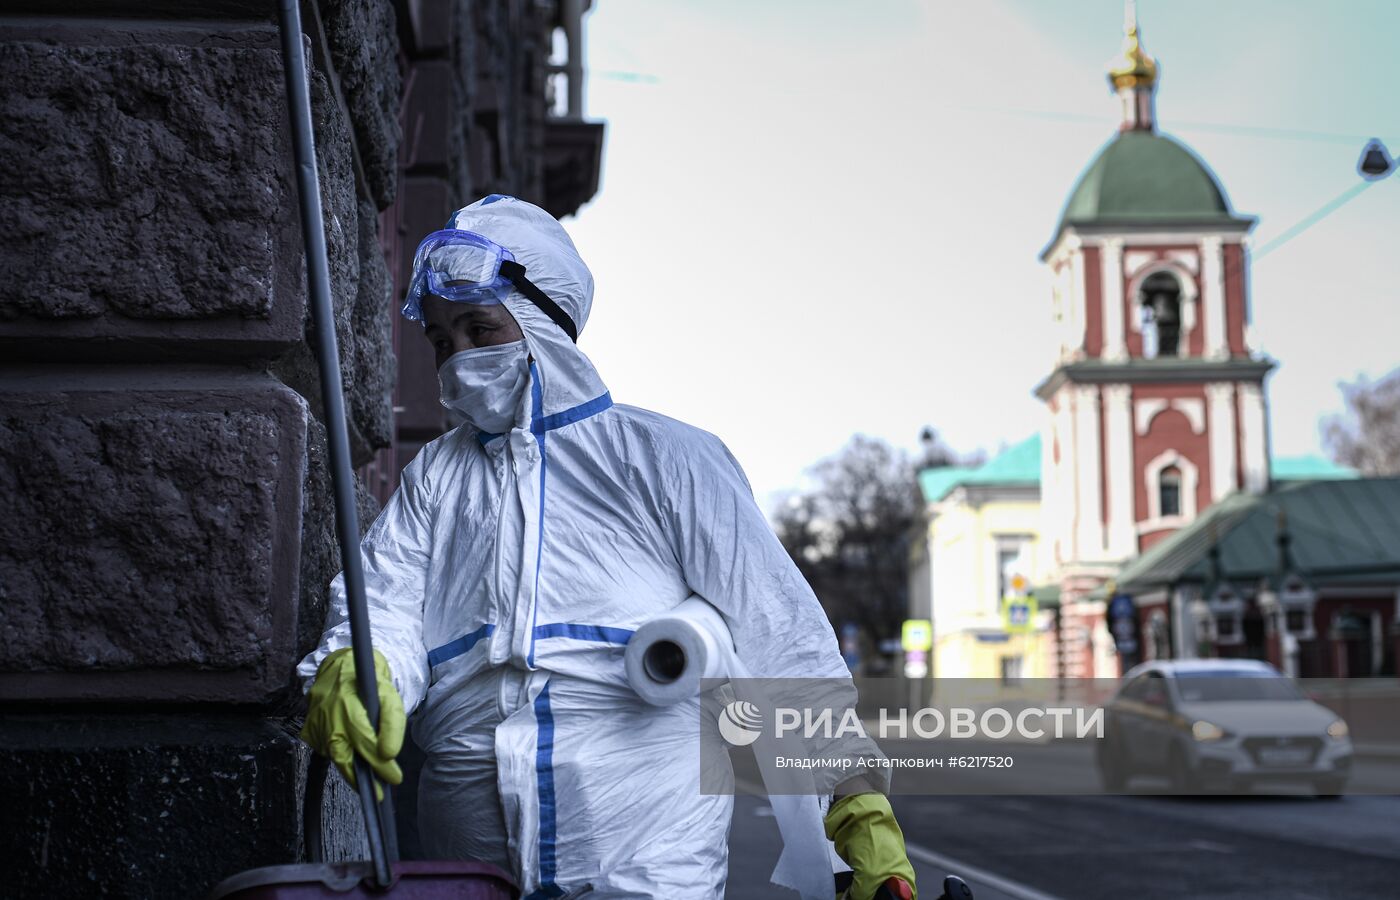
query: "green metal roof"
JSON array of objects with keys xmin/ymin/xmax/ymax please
[
  {"xmin": 917, "ymin": 466, "xmax": 975, "ymax": 504},
  {"xmin": 1030, "ymin": 583, "xmax": 1061, "ymax": 609},
  {"xmin": 963, "ymin": 435, "xmax": 1041, "ymax": 486},
  {"xmin": 917, "ymin": 436, "xmax": 1040, "ymax": 503},
  {"xmin": 1270, "ymin": 455, "xmax": 1358, "ymax": 481},
  {"xmin": 917, "ymin": 437, "xmax": 1351, "ymax": 505},
  {"xmin": 1050, "ymin": 131, "xmax": 1247, "ymax": 247},
  {"xmin": 1117, "ymin": 478, "xmax": 1400, "ymax": 591}
]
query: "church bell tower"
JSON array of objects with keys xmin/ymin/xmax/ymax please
[{"xmin": 1037, "ymin": 4, "xmax": 1274, "ymax": 598}]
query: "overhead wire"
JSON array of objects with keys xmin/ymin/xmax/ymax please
[
  {"xmin": 966, "ymin": 104, "xmax": 1397, "ymax": 148},
  {"xmin": 1249, "ymin": 180, "xmax": 1379, "ymax": 262}
]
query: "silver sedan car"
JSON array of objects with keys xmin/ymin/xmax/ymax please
[{"xmin": 1096, "ymin": 659, "xmax": 1352, "ymax": 796}]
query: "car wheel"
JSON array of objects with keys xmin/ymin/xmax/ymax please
[
  {"xmin": 1313, "ymin": 777, "xmax": 1346, "ymax": 799},
  {"xmin": 1096, "ymin": 737, "xmax": 1128, "ymax": 792},
  {"xmin": 1168, "ymin": 745, "xmax": 1199, "ymax": 795}
]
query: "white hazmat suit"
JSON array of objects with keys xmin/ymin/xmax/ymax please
[{"xmin": 300, "ymin": 196, "xmax": 873, "ymax": 899}]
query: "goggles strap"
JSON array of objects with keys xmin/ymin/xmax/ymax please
[{"xmin": 499, "ymin": 260, "xmax": 579, "ymax": 343}]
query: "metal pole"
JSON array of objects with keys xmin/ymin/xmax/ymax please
[{"xmin": 276, "ymin": 0, "xmax": 396, "ymax": 884}]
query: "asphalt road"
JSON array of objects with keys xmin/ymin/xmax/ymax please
[{"xmin": 725, "ymin": 766, "xmax": 1400, "ymax": 899}]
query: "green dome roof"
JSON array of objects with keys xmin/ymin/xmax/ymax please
[{"xmin": 1054, "ymin": 131, "xmax": 1241, "ymax": 237}]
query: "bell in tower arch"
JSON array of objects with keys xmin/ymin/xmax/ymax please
[{"xmin": 1139, "ymin": 270, "xmax": 1182, "ymax": 358}]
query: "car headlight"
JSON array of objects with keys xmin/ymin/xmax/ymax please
[
  {"xmin": 1327, "ymin": 719, "xmax": 1349, "ymax": 740},
  {"xmin": 1191, "ymin": 720, "xmax": 1227, "ymax": 742}
]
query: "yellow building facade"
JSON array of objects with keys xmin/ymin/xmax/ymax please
[{"xmin": 909, "ymin": 437, "xmax": 1057, "ymax": 680}]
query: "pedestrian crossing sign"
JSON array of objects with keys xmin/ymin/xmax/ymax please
[
  {"xmin": 901, "ymin": 619, "xmax": 933, "ymax": 652},
  {"xmin": 1002, "ymin": 596, "xmax": 1037, "ymax": 634}
]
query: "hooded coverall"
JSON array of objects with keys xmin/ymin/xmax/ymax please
[{"xmin": 300, "ymin": 195, "xmax": 879, "ymax": 898}]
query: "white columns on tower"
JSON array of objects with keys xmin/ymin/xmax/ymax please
[
  {"xmin": 1206, "ymin": 382, "xmax": 1239, "ymax": 501},
  {"xmin": 1074, "ymin": 384, "xmax": 1106, "ymax": 559},
  {"xmin": 1050, "ymin": 398, "xmax": 1076, "ymax": 566},
  {"xmin": 1102, "ymin": 384, "xmax": 1136, "ymax": 557},
  {"xmin": 1201, "ymin": 236, "xmax": 1228, "ymax": 359},
  {"xmin": 1102, "ymin": 239, "xmax": 1127, "ymax": 361},
  {"xmin": 1117, "ymin": 85, "xmax": 1156, "ymax": 132},
  {"xmin": 1068, "ymin": 239, "xmax": 1087, "ymax": 354},
  {"xmin": 1239, "ymin": 382, "xmax": 1269, "ymax": 492}
]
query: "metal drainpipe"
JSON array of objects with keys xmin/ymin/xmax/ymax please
[{"xmin": 562, "ymin": 0, "xmax": 584, "ymax": 118}]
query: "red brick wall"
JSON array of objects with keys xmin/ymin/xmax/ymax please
[
  {"xmin": 1224, "ymin": 241, "xmax": 1248, "ymax": 356},
  {"xmin": 1133, "ymin": 384, "xmax": 1212, "ymax": 527},
  {"xmin": 1309, "ymin": 595, "xmax": 1397, "ymax": 677}
]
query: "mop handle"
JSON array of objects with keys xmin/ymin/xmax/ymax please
[{"xmin": 276, "ymin": 0, "xmax": 396, "ymax": 885}]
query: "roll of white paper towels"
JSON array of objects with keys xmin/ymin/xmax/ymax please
[{"xmin": 624, "ymin": 594, "xmax": 736, "ymax": 706}]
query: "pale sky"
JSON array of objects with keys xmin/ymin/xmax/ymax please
[{"xmin": 564, "ymin": 0, "xmax": 1400, "ymax": 512}]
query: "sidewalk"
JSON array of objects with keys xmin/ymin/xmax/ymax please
[{"xmin": 1353, "ymin": 742, "xmax": 1400, "ymax": 760}]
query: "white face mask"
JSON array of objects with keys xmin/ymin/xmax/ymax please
[{"xmin": 438, "ymin": 339, "xmax": 530, "ymax": 433}]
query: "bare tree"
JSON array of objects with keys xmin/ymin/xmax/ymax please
[
  {"xmin": 1323, "ymin": 369, "xmax": 1400, "ymax": 476},
  {"xmin": 773, "ymin": 435, "xmax": 922, "ymax": 650}
]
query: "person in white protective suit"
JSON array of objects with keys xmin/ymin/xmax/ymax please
[{"xmin": 298, "ymin": 195, "xmax": 918, "ymax": 900}]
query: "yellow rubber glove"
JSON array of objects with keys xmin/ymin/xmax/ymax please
[
  {"xmin": 301, "ymin": 648, "xmax": 405, "ymax": 800},
  {"xmin": 825, "ymin": 793, "xmax": 918, "ymax": 900}
]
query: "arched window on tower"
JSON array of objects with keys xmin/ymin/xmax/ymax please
[
  {"xmin": 1159, "ymin": 465, "xmax": 1183, "ymax": 517},
  {"xmin": 1139, "ymin": 271, "xmax": 1182, "ymax": 359}
]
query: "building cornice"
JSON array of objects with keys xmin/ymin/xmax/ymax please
[
  {"xmin": 1033, "ymin": 357, "xmax": 1276, "ymax": 401},
  {"xmin": 950, "ymin": 483, "xmax": 1042, "ymax": 507},
  {"xmin": 1040, "ymin": 219, "xmax": 1257, "ymax": 262}
]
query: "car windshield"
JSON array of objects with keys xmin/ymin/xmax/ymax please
[{"xmin": 1173, "ymin": 670, "xmax": 1304, "ymax": 702}]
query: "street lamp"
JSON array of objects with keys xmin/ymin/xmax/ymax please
[{"xmin": 1357, "ymin": 138, "xmax": 1395, "ymax": 181}]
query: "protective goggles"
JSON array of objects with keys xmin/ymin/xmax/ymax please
[{"xmin": 402, "ymin": 229, "xmax": 578, "ymax": 342}]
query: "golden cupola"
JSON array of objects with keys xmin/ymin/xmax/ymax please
[{"xmin": 1107, "ymin": 1, "xmax": 1158, "ymax": 131}]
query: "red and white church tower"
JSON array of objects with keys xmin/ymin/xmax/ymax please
[{"xmin": 1038, "ymin": 7, "xmax": 1273, "ymax": 674}]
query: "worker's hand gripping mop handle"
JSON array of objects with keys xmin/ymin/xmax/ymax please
[{"xmin": 277, "ymin": 0, "xmax": 397, "ymax": 887}]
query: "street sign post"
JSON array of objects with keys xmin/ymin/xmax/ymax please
[
  {"xmin": 901, "ymin": 619, "xmax": 933, "ymax": 707},
  {"xmin": 840, "ymin": 621, "xmax": 861, "ymax": 672},
  {"xmin": 1109, "ymin": 592, "xmax": 1139, "ymax": 658},
  {"xmin": 901, "ymin": 619, "xmax": 933, "ymax": 652},
  {"xmin": 1002, "ymin": 596, "xmax": 1037, "ymax": 634}
]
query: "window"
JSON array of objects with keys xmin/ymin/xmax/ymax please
[
  {"xmin": 1120, "ymin": 674, "xmax": 1149, "ymax": 700},
  {"xmin": 995, "ymin": 536, "xmax": 1031, "ymax": 605},
  {"xmin": 997, "ymin": 547, "xmax": 1020, "ymax": 600},
  {"xmin": 1159, "ymin": 465, "xmax": 1182, "ymax": 517},
  {"xmin": 1144, "ymin": 450, "xmax": 1198, "ymax": 524},
  {"xmin": 1146, "ymin": 610, "xmax": 1171, "ymax": 660},
  {"xmin": 1141, "ymin": 672, "xmax": 1168, "ymax": 706},
  {"xmin": 1140, "ymin": 271, "xmax": 1182, "ymax": 358},
  {"xmin": 1175, "ymin": 670, "xmax": 1302, "ymax": 702},
  {"xmin": 1280, "ymin": 576, "xmax": 1317, "ymax": 640}
]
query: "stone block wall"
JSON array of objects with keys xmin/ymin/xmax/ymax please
[
  {"xmin": 0, "ymin": 22, "xmax": 303, "ymax": 357},
  {"xmin": 0, "ymin": 371, "xmax": 308, "ymax": 704},
  {"xmin": 0, "ymin": 6, "xmax": 397, "ymax": 897},
  {"xmin": 0, "ymin": 1, "xmax": 600, "ymax": 895}
]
